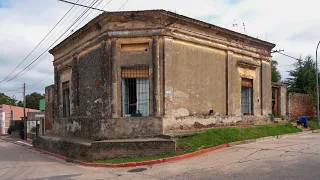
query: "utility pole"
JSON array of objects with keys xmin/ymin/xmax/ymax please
[
  {"xmin": 23, "ymin": 83, "xmax": 27, "ymax": 140},
  {"xmin": 316, "ymin": 41, "xmax": 320, "ymax": 126}
]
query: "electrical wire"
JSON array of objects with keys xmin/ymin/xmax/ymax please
[
  {"xmin": 0, "ymin": 72, "xmax": 53, "ymax": 93},
  {"xmin": 277, "ymin": 52, "xmax": 302, "ymax": 61},
  {"xmin": 68, "ymin": 0, "xmax": 107, "ymax": 35},
  {"xmin": 0, "ymin": 0, "xmax": 122, "ymax": 88},
  {"xmin": 28, "ymin": 72, "xmax": 54, "ymax": 87},
  {"xmin": 0, "ymin": 0, "xmax": 81, "ymax": 85},
  {"xmin": 0, "ymin": 0, "xmax": 93, "ymax": 86},
  {"xmin": 0, "ymin": 0, "xmax": 100, "ymax": 86},
  {"xmin": 118, "ymin": 0, "xmax": 129, "ymax": 11}
]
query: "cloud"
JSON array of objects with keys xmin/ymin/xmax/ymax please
[{"xmin": 0, "ymin": 0, "xmax": 319, "ymax": 98}]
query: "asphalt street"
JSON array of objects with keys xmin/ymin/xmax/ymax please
[{"xmin": 1, "ymin": 132, "xmax": 320, "ymax": 180}]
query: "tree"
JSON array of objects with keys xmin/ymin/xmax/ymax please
[
  {"xmin": 17, "ymin": 101, "xmax": 23, "ymax": 107},
  {"xmin": 0, "ymin": 92, "xmax": 18, "ymax": 106},
  {"xmin": 25, "ymin": 92, "xmax": 45, "ymax": 110},
  {"xmin": 285, "ymin": 55, "xmax": 317, "ymax": 96},
  {"xmin": 271, "ymin": 60, "xmax": 281, "ymax": 82}
]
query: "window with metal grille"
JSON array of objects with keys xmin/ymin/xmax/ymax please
[
  {"xmin": 62, "ymin": 81, "xmax": 70, "ymax": 117},
  {"xmin": 241, "ymin": 78, "xmax": 253, "ymax": 115},
  {"xmin": 121, "ymin": 67, "xmax": 150, "ymax": 117}
]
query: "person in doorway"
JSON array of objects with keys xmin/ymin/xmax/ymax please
[{"xmin": 297, "ymin": 116, "xmax": 308, "ymax": 128}]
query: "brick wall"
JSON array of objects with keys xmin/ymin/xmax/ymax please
[
  {"xmin": 288, "ymin": 93, "xmax": 316, "ymax": 120},
  {"xmin": 45, "ymin": 85, "xmax": 54, "ymax": 132}
]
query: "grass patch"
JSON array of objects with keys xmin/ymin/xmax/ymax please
[
  {"xmin": 94, "ymin": 124, "xmax": 301, "ymax": 164},
  {"xmin": 308, "ymin": 120, "xmax": 320, "ymax": 130},
  {"xmin": 179, "ymin": 124, "xmax": 301, "ymax": 152}
]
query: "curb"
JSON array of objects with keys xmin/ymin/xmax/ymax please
[
  {"xmin": 27, "ymin": 144, "xmax": 228, "ymax": 168},
  {"xmin": 2, "ymin": 131, "xmax": 309, "ymax": 168},
  {"xmin": 227, "ymin": 131, "xmax": 310, "ymax": 147}
]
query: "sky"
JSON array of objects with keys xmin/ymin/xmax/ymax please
[{"xmin": 0, "ymin": 0, "xmax": 320, "ymax": 100}]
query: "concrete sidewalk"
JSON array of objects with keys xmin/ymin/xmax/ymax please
[
  {"xmin": 0, "ymin": 136, "xmax": 32, "ymax": 147},
  {"xmin": 1, "ymin": 132, "xmax": 320, "ymax": 179}
]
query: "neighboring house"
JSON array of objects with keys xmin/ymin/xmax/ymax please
[
  {"xmin": 271, "ymin": 82, "xmax": 287, "ymax": 117},
  {"xmin": 0, "ymin": 104, "xmax": 39, "ymax": 134},
  {"xmin": 47, "ymin": 10, "xmax": 275, "ymax": 140},
  {"xmin": 27, "ymin": 112, "xmax": 45, "ymax": 135}
]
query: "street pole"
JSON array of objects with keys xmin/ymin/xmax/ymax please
[
  {"xmin": 316, "ymin": 41, "xmax": 320, "ymax": 126},
  {"xmin": 23, "ymin": 83, "xmax": 27, "ymax": 140}
]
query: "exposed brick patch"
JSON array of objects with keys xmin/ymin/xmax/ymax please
[{"xmin": 289, "ymin": 93, "xmax": 316, "ymax": 120}]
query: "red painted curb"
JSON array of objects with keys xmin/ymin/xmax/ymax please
[
  {"xmin": 27, "ymin": 143, "xmax": 228, "ymax": 168},
  {"xmin": 163, "ymin": 144, "xmax": 228, "ymax": 162},
  {"xmin": 30, "ymin": 147, "xmax": 68, "ymax": 161}
]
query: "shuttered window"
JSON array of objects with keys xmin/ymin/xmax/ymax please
[
  {"xmin": 122, "ymin": 68, "xmax": 149, "ymax": 78},
  {"xmin": 241, "ymin": 78, "xmax": 253, "ymax": 87},
  {"xmin": 121, "ymin": 67, "xmax": 150, "ymax": 117}
]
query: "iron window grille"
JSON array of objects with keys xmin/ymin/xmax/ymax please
[{"xmin": 121, "ymin": 67, "xmax": 150, "ymax": 117}]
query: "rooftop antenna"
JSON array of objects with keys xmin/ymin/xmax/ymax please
[
  {"xmin": 225, "ymin": 19, "xmax": 237, "ymax": 29},
  {"xmin": 243, "ymin": 23, "xmax": 247, "ymax": 35}
]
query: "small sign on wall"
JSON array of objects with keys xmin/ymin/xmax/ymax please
[
  {"xmin": 35, "ymin": 114, "xmax": 45, "ymax": 118},
  {"xmin": 166, "ymin": 90, "xmax": 172, "ymax": 96}
]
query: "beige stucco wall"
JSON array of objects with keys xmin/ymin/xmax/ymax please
[
  {"xmin": 232, "ymin": 54, "xmax": 262, "ymax": 116},
  {"xmin": 168, "ymin": 39, "xmax": 227, "ymax": 117},
  {"xmin": 261, "ymin": 61, "xmax": 272, "ymax": 115},
  {"xmin": 49, "ymin": 11, "xmax": 274, "ymax": 137},
  {"xmin": 163, "ymin": 37, "xmax": 271, "ymax": 131}
]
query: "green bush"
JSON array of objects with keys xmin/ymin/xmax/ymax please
[{"xmin": 30, "ymin": 127, "xmax": 37, "ymax": 133}]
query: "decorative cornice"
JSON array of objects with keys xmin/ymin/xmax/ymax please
[
  {"xmin": 49, "ymin": 10, "xmax": 275, "ymax": 56},
  {"xmin": 237, "ymin": 61, "xmax": 259, "ymax": 70}
]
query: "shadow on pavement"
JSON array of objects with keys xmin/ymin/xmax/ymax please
[{"xmin": 26, "ymin": 174, "xmax": 82, "ymax": 180}]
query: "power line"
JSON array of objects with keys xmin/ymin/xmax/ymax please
[
  {"xmin": 118, "ymin": 0, "xmax": 129, "ymax": 11},
  {"xmin": 19, "ymin": 0, "xmax": 92, "ymax": 76},
  {"xmin": 277, "ymin": 52, "xmax": 302, "ymax": 61},
  {"xmin": 28, "ymin": 72, "xmax": 54, "ymax": 87},
  {"xmin": 0, "ymin": 88, "xmax": 22, "ymax": 93},
  {"xmin": 0, "ymin": 0, "xmax": 80, "ymax": 85},
  {"xmin": 1, "ymin": 0, "xmax": 118, "ymax": 88},
  {"xmin": 69, "ymin": 0, "xmax": 109, "ymax": 35},
  {"xmin": 0, "ymin": 0, "xmax": 100, "ymax": 86},
  {"xmin": 58, "ymin": 0, "xmax": 105, "ymax": 12},
  {"xmin": 15, "ymin": 0, "xmax": 90, "ymax": 76},
  {"xmin": 0, "ymin": 0, "xmax": 94, "ymax": 86},
  {"xmin": 23, "ymin": 0, "xmax": 89, "ymax": 70},
  {"xmin": 2, "ymin": 91, "xmax": 23, "ymax": 95},
  {"xmin": 0, "ymin": 72, "xmax": 53, "ymax": 93}
]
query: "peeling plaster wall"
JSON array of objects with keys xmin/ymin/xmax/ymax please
[
  {"xmin": 164, "ymin": 39, "xmax": 228, "ymax": 130},
  {"xmin": 261, "ymin": 61, "xmax": 272, "ymax": 115},
  {"xmin": 116, "ymin": 37, "xmax": 154, "ymax": 117},
  {"xmin": 169, "ymin": 39, "xmax": 227, "ymax": 116},
  {"xmin": 233, "ymin": 54, "xmax": 262, "ymax": 116},
  {"xmin": 163, "ymin": 38, "xmax": 270, "ymax": 131},
  {"xmin": 52, "ymin": 38, "xmax": 163, "ymax": 140},
  {"xmin": 49, "ymin": 11, "xmax": 275, "ymax": 138}
]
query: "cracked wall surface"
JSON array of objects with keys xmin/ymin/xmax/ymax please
[{"xmin": 48, "ymin": 10, "xmax": 275, "ymax": 139}]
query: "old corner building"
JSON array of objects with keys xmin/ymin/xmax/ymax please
[{"xmin": 47, "ymin": 10, "xmax": 275, "ymax": 141}]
